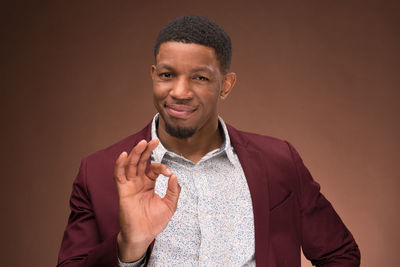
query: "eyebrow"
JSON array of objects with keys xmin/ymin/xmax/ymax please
[
  {"xmin": 155, "ymin": 64, "xmax": 174, "ymax": 72},
  {"xmin": 191, "ymin": 67, "xmax": 214, "ymax": 73},
  {"xmin": 155, "ymin": 64, "xmax": 214, "ymax": 74}
]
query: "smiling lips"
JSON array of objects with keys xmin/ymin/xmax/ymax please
[{"xmin": 165, "ymin": 103, "xmax": 197, "ymax": 118}]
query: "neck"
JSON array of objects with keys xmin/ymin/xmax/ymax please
[{"xmin": 157, "ymin": 117, "xmax": 223, "ymax": 163}]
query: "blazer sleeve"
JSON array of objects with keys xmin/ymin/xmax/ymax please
[
  {"xmin": 57, "ymin": 158, "xmax": 120, "ymax": 267},
  {"xmin": 286, "ymin": 142, "xmax": 361, "ymax": 267}
]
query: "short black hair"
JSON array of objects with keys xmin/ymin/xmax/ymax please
[{"xmin": 154, "ymin": 15, "xmax": 232, "ymax": 73}]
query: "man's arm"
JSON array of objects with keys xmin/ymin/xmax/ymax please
[
  {"xmin": 58, "ymin": 139, "xmax": 181, "ymax": 266},
  {"xmin": 57, "ymin": 158, "xmax": 120, "ymax": 267},
  {"xmin": 287, "ymin": 142, "xmax": 361, "ymax": 266}
]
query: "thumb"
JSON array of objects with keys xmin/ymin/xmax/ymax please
[{"xmin": 163, "ymin": 175, "xmax": 181, "ymax": 213}]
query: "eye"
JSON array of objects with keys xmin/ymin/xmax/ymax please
[
  {"xmin": 194, "ymin": 75, "xmax": 209, "ymax": 81},
  {"xmin": 158, "ymin": 72, "xmax": 173, "ymax": 80}
]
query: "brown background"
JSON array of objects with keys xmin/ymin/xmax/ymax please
[{"xmin": 1, "ymin": 1, "xmax": 399, "ymax": 266}]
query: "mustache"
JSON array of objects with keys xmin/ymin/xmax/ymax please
[
  {"xmin": 164, "ymin": 99, "xmax": 193, "ymax": 105},
  {"xmin": 164, "ymin": 102, "xmax": 198, "ymax": 112}
]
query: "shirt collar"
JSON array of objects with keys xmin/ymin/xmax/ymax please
[{"xmin": 150, "ymin": 113, "xmax": 236, "ymax": 165}]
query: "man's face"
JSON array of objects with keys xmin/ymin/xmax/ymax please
[{"xmin": 152, "ymin": 41, "xmax": 231, "ymax": 139}]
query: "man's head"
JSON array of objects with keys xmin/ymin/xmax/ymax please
[
  {"xmin": 152, "ymin": 16, "xmax": 236, "ymax": 140},
  {"xmin": 154, "ymin": 15, "xmax": 232, "ymax": 74}
]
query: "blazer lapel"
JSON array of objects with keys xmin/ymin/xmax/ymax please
[{"xmin": 228, "ymin": 125, "xmax": 272, "ymax": 266}]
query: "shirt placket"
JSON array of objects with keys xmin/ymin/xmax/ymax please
[{"xmin": 191, "ymin": 162, "xmax": 213, "ymax": 265}]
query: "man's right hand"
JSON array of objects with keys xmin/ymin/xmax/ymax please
[{"xmin": 114, "ymin": 139, "xmax": 181, "ymax": 262}]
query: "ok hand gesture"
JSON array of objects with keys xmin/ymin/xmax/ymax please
[{"xmin": 114, "ymin": 139, "xmax": 181, "ymax": 262}]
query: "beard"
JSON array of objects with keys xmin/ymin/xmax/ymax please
[{"xmin": 164, "ymin": 121, "xmax": 197, "ymax": 139}]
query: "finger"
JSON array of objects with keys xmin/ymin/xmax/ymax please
[
  {"xmin": 137, "ymin": 139, "xmax": 159, "ymax": 176},
  {"xmin": 125, "ymin": 140, "xmax": 147, "ymax": 180},
  {"xmin": 145, "ymin": 163, "xmax": 172, "ymax": 181},
  {"xmin": 114, "ymin": 151, "xmax": 128, "ymax": 184},
  {"xmin": 163, "ymin": 175, "xmax": 181, "ymax": 213}
]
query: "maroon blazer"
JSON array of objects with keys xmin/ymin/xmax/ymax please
[{"xmin": 58, "ymin": 122, "xmax": 360, "ymax": 266}]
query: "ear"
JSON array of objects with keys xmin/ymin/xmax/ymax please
[
  {"xmin": 220, "ymin": 72, "xmax": 236, "ymax": 100},
  {"xmin": 150, "ymin": 65, "xmax": 156, "ymax": 80}
]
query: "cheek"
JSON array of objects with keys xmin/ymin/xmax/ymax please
[
  {"xmin": 153, "ymin": 83, "xmax": 169, "ymax": 101},
  {"xmin": 198, "ymin": 86, "xmax": 220, "ymax": 106}
]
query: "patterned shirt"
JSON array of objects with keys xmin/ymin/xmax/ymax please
[{"xmin": 121, "ymin": 114, "xmax": 255, "ymax": 266}]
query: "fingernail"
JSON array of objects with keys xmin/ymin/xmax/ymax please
[
  {"xmin": 139, "ymin": 139, "xmax": 147, "ymax": 144},
  {"xmin": 165, "ymin": 168, "xmax": 172, "ymax": 175}
]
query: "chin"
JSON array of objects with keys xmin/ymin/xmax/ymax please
[
  {"xmin": 164, "ymin": 121, "xmax": 197, "ymax": 139},
  {"xmin": 158, "ymin": 109, "xmax": 203, "ymax": 138}
]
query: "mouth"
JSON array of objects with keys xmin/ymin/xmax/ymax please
[{"xmin": 165, "ymin": 103, "xmax": 197, "ymax": 118}]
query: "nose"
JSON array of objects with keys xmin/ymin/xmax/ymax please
[{"xmin": 169, "ymin": 76, "xmax": 192, "ymax": 100}]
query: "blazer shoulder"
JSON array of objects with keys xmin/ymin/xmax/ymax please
[
  {"xmin": 84, "ymin": 122, "xmax": 152, "ymax": 165},
  {"xmin": 227, "ymin": 124, "xmax": 294, "ymax": 158}
]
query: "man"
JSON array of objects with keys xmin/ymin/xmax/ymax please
[{"xmin": 58, "ymin": 15, "xmax": 360, "ymax": 266}]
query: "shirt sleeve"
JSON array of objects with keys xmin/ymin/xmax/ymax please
[{"xmin": 118, "ymin": 254, "xmax": 146, "ymax": 267}]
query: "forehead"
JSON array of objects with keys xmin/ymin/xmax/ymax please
[{"xmin": 156, "ymin": 42, "xmax": 220, "ymax": 72}]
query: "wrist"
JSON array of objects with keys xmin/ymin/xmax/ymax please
[{"xmin": 117, "ymin": 232, "xmax": 150, "ymax": 262}]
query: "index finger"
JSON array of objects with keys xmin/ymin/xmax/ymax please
[{"xmin": 146, "ymin": 163, "xmax": 173, "ymax": 181}]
